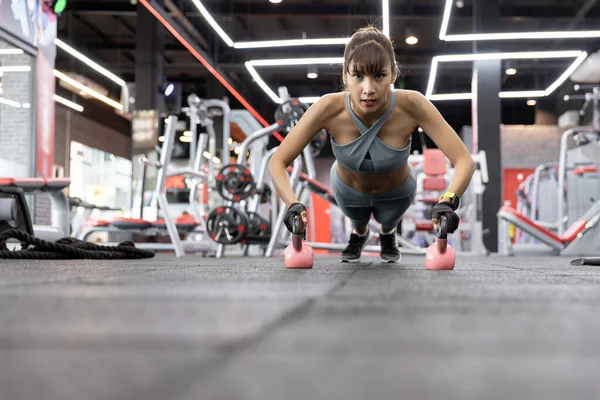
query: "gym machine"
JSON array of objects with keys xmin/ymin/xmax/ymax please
[
  {"xmin": 498, "ymin": 85, "xmax": 600, "ymax": 256},
  {"xmin": 205, "ymin": 92, "xmax": 315, "ymax": 257},
  {"xmin": 512, "ymin": 163, "xmax": 560, "ymax": 245},
  {"xmin": 69, "ymin": 197, "xmax": 122, "ymax": 238},
  {"xmin": 0, "ymin": 178, "xmax": 71, "ymax": 243},
  {"xmin": 80, "ymin": 111, "xmax": 218, "ymax": 257}
]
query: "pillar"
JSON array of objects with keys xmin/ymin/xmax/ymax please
[
  {"xmin": 204, "ymin": 79, "xmax": 229, "ymax": 158},
  {"xmin": 135, "ymin": 6, "xmax": 165, "ymax": 114},
  {"xmin": 471, "ymin": 0, "xmax": 501, "ymax": 253},
  {"xmin": 132, "ymin": 6, "xmax": 165, "ymax": 218},
  {"xmin": 594, "ymin": 87, "xmax": 600, "ymax": 131}
]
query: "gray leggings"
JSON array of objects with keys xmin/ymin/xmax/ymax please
[{"xmin": 330, "ymin": 161, "xmax": 417, "ymax": 231}]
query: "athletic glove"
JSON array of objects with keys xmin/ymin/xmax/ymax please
[
  {"xmin": 431, "ymin": 202, "xmax": 460, "ymax": 233},
  {"xmin": 284, "ymin": 202, "xmax": 307, "ymax": 234}
]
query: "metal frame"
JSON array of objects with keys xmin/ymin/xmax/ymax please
[
  {"xmin": 530, "ymin": 162, "xmax": 559, "ymax": 223},
  {"xmin": 214, "ymin": 122, "xmax": 283, "ymax": 258},
  {"xmin": 46, "ymin": 189, "xmax": 70, "ymax": 238},
  {"xmin": 184, "ymin": 96, "xmax": 235, "ymax": 224},
  {"xmin": 557, "ymin": 126, "xmax": 600, "ymax": 235},
  {"xmin": 152, "ymin": 114, "xmax": 220, "ymax": 257},
  {"xmin": 498, "ymin": 200, "xmax": 600, "ymax": 256},
  {"xmin": 70, "ymin": 199, "xmax": 121, "ymax": 238},
  {"xmin": 79, "ymin": 104, "xmax": 226, "ymax": 257}
]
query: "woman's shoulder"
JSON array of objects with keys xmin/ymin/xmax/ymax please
[
  {"xmin": 394, "ymin": 89, "xmax": 428, "ymax": 110},
  {"xmin": 313, "ymin": 92, "xmax": 346, "ymax": 106},
  {"xmin": 307, "ymin": 92, "xmax": 346, "ymax": 118}
]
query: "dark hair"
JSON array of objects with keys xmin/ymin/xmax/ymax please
[{"xmin": 343, "ymin": 26, "xmax": 398, "ymax": 79}]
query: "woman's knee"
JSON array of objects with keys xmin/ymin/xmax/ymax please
[
  {"xmin": 351, "ymin": 218, "xmax": 371, "ymax": 230},
  {"xmin": 335, "ymin": 201, "xmax": 372, "ymax": 227},
  {"xmin": 374, "ymin": 217, "xmax": 401, "ymax": 232},
  {"xmin": 372, "ymin": 200, "xmax": 412, "ymax": 228}
]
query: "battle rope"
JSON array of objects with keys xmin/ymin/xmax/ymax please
[
  {"xmin": 0, "ymin": 229, "xmax": 155, "ymax": 259},
  {"xmin": 571, "ymin": 257, "xmax": 600, "ymax": 266}
]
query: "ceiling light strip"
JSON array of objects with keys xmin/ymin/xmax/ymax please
[
  {"xmin": 428, "ymin": 93, "xmax": 472, "ymax": 101},
  {"xmin": 434, "ymin": 50, "xmax": 584, "ymax": 62},
  {"xmin": 234, "ymin": 38, "xmax": 350, "ymax": 49},
  {"xmin": 382, "ymin": 0, "xmax": 390, "ymax": 37},
  {"xmin": 438, "ymin": 0, "xmax": 453, "ymax": 40},
  {"xmin": 499, "ymin": 91, "xmax": 546, "ymax": 98},
  {"xmin": 0, "ymin": 66, "xmax": 31, "ymax": 72},
  {"xmin": 245, "ymin": 63, "xmax": 280, "ymax": 103},
  {"xmin": 189, "ymin": 0, "xmax": 234, "ymax": 47},
  {"xmin": 426, "ymin": 51, "xmax": 587, "ymax": 100},
  {"xmin": 429, "ymin": 91, "xmax": 549, "ymax": 101},
  {"xmin": 0, "ymin": 97, "xmax": 22, "ymax": 108},
  {"xmin": 544, "ymin": 52, "xmax": 588, "ymax": 95},
  {"xmin": 53, "ymin": 69, "xmax": 123, "ymax": 110},
  {"xmin": 298, "ymin": 97, "xmax": 321, "ymax": 104},
  {"xmin": 139, "ymin": 0, "xmax": 271, "ymax": 129},
  {"xmin": 0, "ymin": 49, "xmax": 24, "ymax": 55},
  {"xmin": 246, "ymin": 58, "xmax": 344, "ymax": 104},
  {"xmin": 445, "ymin": 31, "xmax": 600, "ymax": 41},
  {"xmin": 54, "ymin": 94, "xmax": 84, "ymax": 112},
  {"xmin": 54, "ymin": 38, "xmax": 126, "ymax": 87},
  {"xmin": 248, "ymin": 58, "xmax": 344, "ymax": 67},
  {"xmin": 440, "ymin": 0, "xmax": 600, "ymax": 41},
  {"xmin": 190, "ymin": 0, "xmax": 362, "ymax": 48},
  {"xmin": 425, "ymin": 58, "xmax": 439, "ymax": 99},
  {"xmin": 243, "ymin": 0, "xmax": 388, "ymax": 101}
]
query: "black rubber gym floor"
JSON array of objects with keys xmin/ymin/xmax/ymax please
[{"xmin": 1, "ymin": 253, "xmax": 598, "ymax": 399}]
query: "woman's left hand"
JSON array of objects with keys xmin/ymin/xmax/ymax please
[{"xmin": 431, "ymin": 202, "xmax": 460, "ymax": 233}]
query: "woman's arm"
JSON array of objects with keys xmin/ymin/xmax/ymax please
[
  {"xmin": 405, "ymin": 91, "xmax": 475, "ymax": 200},
  {"xmin": 268, "ymin": 95, "xmax": 334, "ymax": 207}
]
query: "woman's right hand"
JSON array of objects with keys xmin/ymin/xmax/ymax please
[{"xmin": 284, "ymin": 203, "xmax": 308, "ymax": 233}]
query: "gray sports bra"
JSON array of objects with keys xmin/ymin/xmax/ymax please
[{"xmin": 330, "ymin": 90, "xmax": 411, "ymax": 174}]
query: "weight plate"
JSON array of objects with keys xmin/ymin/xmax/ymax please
[
  {"xmin": 215, "ymin": 163, "xmax": 256, "ymax": 202},
  {"xmin": 246, "ymin": 212, "xmax": 270, "ymax": 236},
  {"xmin": 274, "ymin": 98, "xmax": 309, "ymax": 135},
  {"xmin": 205, "ymin": 206, "xmax": 248, "ymax": 244}
]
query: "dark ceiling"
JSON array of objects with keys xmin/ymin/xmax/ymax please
[{"xmin": 54, "ymin": 0, "xmax": 600, "ymax": 130}]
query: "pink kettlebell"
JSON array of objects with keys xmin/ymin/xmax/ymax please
[
  {"xmin": 284, "ymin": 215, "xmax": 314, "ymax": 269},
  {"xmin": 425, "ymin": 215, "xmax": 456, "ymax": 270}
]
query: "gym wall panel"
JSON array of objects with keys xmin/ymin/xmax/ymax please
[
  {"xmin": 70, "ymin": 112, "xmax": 131, "ymax": 161},
  {"xmin": 463, "ymin": 124, "xmax": 566, "ymax": 169},
  {"xmin": 500, "ymin": 125, "xmax": 564, "ymax": 168},
  {"xmin": 54, "ymin": 106, "xmax": 132, "ymax": 175},
  {"xmin": 0, "ymin": 40, "xmax": 34, "ymax": 177}
]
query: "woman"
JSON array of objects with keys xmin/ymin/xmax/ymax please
[{"xmin": 269, "ymin": 26, "xmax": 475, "ymax": 263}]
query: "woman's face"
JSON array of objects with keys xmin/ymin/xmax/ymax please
[{"xmin": 344, "ymin": 61, "xmax": 395, "ymax": 115}]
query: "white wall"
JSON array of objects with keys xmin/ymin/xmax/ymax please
[{"xmin": 0, "ymin": 39, "xmax": 34, "ymax": 177}]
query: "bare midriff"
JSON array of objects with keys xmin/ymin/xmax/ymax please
[{"xmin": 335, "ymin": 162, "xmax": 411, "ymax": 194}]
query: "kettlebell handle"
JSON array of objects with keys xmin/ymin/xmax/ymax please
[
  {"xmin": 291, "ymin": 215, "xmax": 305, "ymax": 251},
  {"xmin": 292, "ymin": 215, "xmax": 303, "ymax": 235},
  {"xmin": 438, "ymin": 215, "xmax": 448, "ymax": 240}
]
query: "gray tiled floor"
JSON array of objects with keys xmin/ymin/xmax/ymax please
[{"xmin": 0, "ymin": 253, "xmax": 598, "ymax": 400}]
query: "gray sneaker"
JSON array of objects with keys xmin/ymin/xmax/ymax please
[
  {"xmin": 379, "ymin": 232, "xmax": 401, "ymax": 262},
  {"xmin": 341, "ymin": 231, "xmax": 370, "ymax": 262}
]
